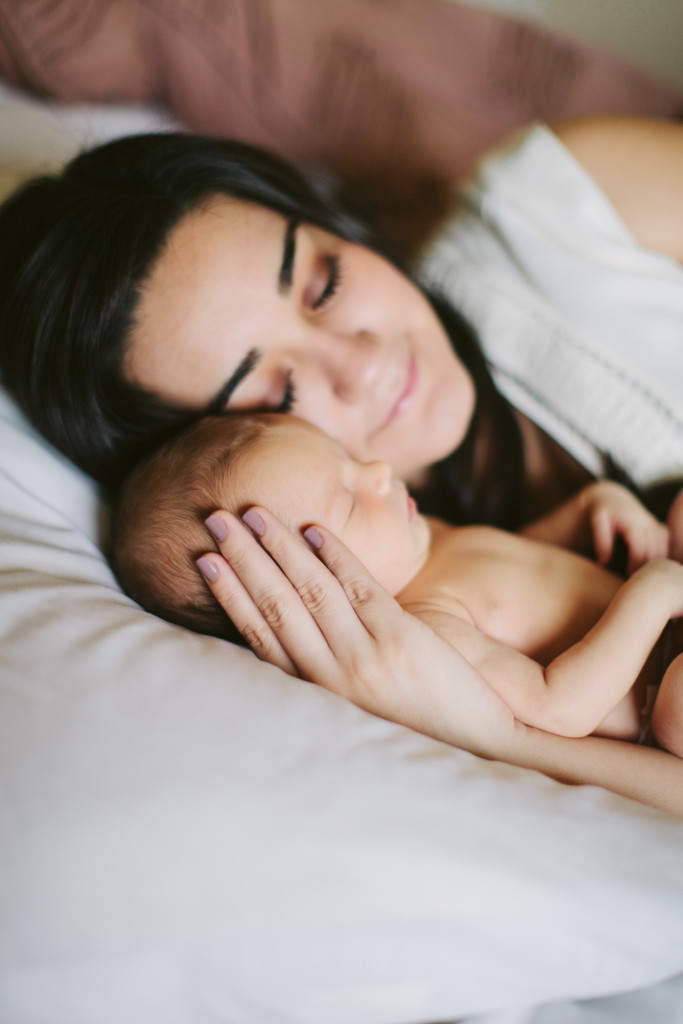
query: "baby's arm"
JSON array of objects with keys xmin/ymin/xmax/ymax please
[
  {"xmin": 413, "ymin": 559, "xmax": 683, "ymax": 739},
  {"xmin": 521, "ymin": 480, "xmax": 668, "ymax": 574}
]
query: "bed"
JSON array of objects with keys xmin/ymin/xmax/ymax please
[{"xmin": 2, "ymin": 6, "xmax": 683, "ymax": 1022}]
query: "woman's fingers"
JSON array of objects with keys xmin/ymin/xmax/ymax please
[
  {"xmin": 200, "ymin": 506, "xmax": 408, "ymax": 694},
  {"xmin": 239, "ymin": 507, "xmax": 408, "ymax": 645},
  {"xmin": 198, "ymin": 508, "xmax": 518, "ymax": 759},
  {"xmin": 248, "ymin": 509, "xmax": 520, "ymax": 754},
  {"xmin": 301, "ymin": 521, "xmax": 411, "ymax": 641},
  {"xmin": 196, "ymin": 551, "xmax": 298, "ymax": 675},
  {"xmin": 202, "ymin": 510, "xmax": 351, "ymax": 682}
]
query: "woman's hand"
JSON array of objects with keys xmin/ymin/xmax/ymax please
[
  {"xmin": 195, "ymin": 507, "xmax": 683, "ymax": 820},
  {"xmin": 196, "ymin": 507, "xmax": 519, "ymax": 759}
]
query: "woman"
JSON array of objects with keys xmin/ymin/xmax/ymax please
[{"xmin": 0, "ymin": 118, "xmax": 682, "ymax": 750}]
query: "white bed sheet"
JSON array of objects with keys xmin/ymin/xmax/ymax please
[{"xmin": 1, "ymin": 83, "xmax": 683, "ymax": 1024}]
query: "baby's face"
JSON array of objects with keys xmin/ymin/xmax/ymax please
[{"xmin": 234, "ymin": 418, "xmax": 431, "ymax": 595}]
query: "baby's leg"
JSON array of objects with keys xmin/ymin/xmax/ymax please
[{"xmin": 651, "ymin": 651, "xmax": 683, "ymax": 757}]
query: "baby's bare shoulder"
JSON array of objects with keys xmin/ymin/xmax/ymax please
[
  {"xmin": 412, "ymin": 522, "xmax": 552, "ymax": 628},
  {"xmin": 431, "ymin": 522, "xmax": 534, "ymax": 569},
  {"xmin": 401, "ymin": 524, "xmax": 514, "ymax": 625}
]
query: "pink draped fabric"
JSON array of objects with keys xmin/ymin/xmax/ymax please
[
  {"xmin": 1, "ymin": 0, "xmax": 680, "ymax": 244},
  {"xmin": 1, "ymin": 0, "xmax": 680, "ymax": 172}
]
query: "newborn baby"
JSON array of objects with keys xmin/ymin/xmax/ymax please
[{"xmin": 112, "ymin": 413, "xmax": 683, "ymax": 755}]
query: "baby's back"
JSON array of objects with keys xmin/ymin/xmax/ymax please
[{"xmin": 401, "ymin": 520, "xmax": 622, "ymax": 666}]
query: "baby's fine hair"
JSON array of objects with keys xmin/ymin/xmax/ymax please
[{"xmin": 111, "ymin": 413, "xmax": 271, "ymax": 642}]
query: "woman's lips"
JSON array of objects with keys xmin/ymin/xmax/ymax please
[{"xmin": 407, "ymin": 494, "xmax": 418, "ymax": 521}]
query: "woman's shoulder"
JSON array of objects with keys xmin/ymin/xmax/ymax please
[
  {"xmin": 418, "ymin": 122, "xmax": 621, "ymax": 281},
  {"xmin": 425, "ymin": 116, "xmax": 683, "ymax": 267},
  {"xmin": 431, "ymin": 122, "xmax": 629, "ymax": 249},
  {"xmin": 549, "ymin": 116, "xmax": 683, "ymax": 262}
]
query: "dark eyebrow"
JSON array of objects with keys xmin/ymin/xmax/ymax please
[
  {"xmin": 205, "ymin": 220, "xmax": 296, "ymax": 413},
  {"xmin": 206, "ymin": 347, "xmax": 260, "ymax": 413},
  {"xmin": 278, "ymin": 218, "xmax": 298, "ymax": 294}
]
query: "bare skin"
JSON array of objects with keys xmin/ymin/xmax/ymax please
[
  {"xmin": 129, "ymin": 119, "xmax": 683, "ymax": 525},
  {"xmin": 553, "ymin": 117, "xmax": 683, "ymax": 264},
  {"xmin": 192, "ymin": 419, "xmax": 673, "ymax": 745},
  {"xmin": 124, "ymin": 119, "xmax": 683, "ymax": 815},
  {"xmin": 156, "ymin": 415, "xmax": 682, "ymax": 817},
  {"xmin": 197, "ymin": 503, "xmax": 683, "ymax": 820}
]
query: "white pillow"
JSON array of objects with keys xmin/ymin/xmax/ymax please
[{"xmin": 2, "ymin": 86, "xmax": 683, "ymax": 1024}]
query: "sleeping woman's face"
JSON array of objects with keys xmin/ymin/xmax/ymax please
[{"xmin": 126, "ymin": 196, "xmax": 475, "ymax": 486}]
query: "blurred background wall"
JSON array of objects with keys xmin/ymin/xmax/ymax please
[{"xmin": 461, "ymin": 0, "xmax": 683, "ymax": 89}]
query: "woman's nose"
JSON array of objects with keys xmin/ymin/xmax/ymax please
[{"xmin": 313, "ymin": 329, "xmax": 382, "ymax": 402}]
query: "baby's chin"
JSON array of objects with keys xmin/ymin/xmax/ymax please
[
  {"xmin": 413, "ymin": 512, "xmax": 433, "ymax": 564},
  {"xmin": 379, "ymin": 521, "xmax": 433, "ymax": 597}
]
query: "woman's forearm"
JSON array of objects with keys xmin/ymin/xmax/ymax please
[{"xmin": 507, "ymin": 723, "xmax": 683, "ymax": 820}]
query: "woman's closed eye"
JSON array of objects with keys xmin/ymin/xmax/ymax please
[
  {"xmin": 276, "ymin": 372, "xmax": 297, "ymax": 413},
  {"xmin": 306, "ymin": 254, "xmax": 341, "ymax": 311}
]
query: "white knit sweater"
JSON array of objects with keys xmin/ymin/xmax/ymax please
[{"xmin": 419, "ymin": 124, "xmax": 683, "ymax": 488}]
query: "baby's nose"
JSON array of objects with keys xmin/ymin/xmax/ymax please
[{"xmin": 366, "ymin": 459, "xmax": 393, "ymax": 494}]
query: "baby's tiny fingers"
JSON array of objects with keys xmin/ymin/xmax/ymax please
[
  {"xmin": 653, "ymin": 522, "xmax": 670, "ymax": 560},
  {"xmin": 627, "ymin": 521, "xmax": 669, "ymax": 574},
  {"xmin": 591, "ymin": 508, "xmax": 615, "ymax": 565},
  {"xmin": 626, "ymin": 534, "xmax": 648, "ymax": 575}
]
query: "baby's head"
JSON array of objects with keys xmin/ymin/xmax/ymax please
[{"xmin": 112, "ymin": 413, "xmax": 430, "ymax": 640}]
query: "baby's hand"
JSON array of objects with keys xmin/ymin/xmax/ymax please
[
  {"xmin": 666, "ymin": 487, "xmax": 683, "ymax": 563},
  {"xmin": 586, "ymin": 481, "xmax": 668, "ymax": 575}
]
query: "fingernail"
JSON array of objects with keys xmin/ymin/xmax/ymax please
[
  {"xmin": 242, "ymin": 509, "xmax": 265, "ymax": 536},
  {"xmin": 205, "ymin": 513, "xmax": 228, "ymax": 542},
  {"xmin": 196, "ymin": 555, "xmax": 219, "ymax": 582},
  {"xmin": 303, "ymin": 526, "xmax": 323, "ymax": 550}
]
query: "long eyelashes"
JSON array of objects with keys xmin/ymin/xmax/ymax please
[
  {"xmin": 312, "ymin": 254, "xmax": 341, "ymax": 310},
  {"xmin": 276, "ymin": 373, "xmax": 297, "ymax": 413},
  {"xmin": 278, "ymin": 255, "xmax": 339, "ymax": 410},
  {"xmin": 236, "ymin": 253, "xmax": 339, "ymax": 415},
  {"xmin": 277, "ymin": 254, "xmax": 339, "ymax": 411}
]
